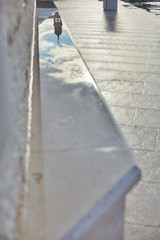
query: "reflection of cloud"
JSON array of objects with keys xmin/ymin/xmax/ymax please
[
  {"xmin": 39, "ymin": 18, "xmax": 93, "ymax": 85},
  {"xmin": 40, "ymin": 59, "xmax": 62, "ymax": 73},
  {"xmin": 49, "ymin": 45, "xmax": 76, "ymax": 63},
  {"xmin": 40, "ymin": 40, "xmax": 53, "ymax": 52},
  {"xmin": 48, "ymin": 46, "xmax": 85, "ymax": 83},
  {"xmin": 40, "ymin": 48, "xmax": 86, "ymax": 85}
]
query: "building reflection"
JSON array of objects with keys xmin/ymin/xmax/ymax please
[{"xmin": 53, "ymin": 11, "xmax": 63, "ymax": 41}]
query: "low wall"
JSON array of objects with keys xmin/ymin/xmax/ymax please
[{"xmin": 0, "ymin": 0, "xmax": 35, "ymax": 239}]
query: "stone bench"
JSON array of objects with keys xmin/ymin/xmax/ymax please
[{"xmin": 36, "ymin": 8, "xmax": 141, "ymax": 240}]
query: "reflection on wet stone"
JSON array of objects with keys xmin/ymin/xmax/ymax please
[
  {"xmin": 37, "ymin": 8, "xmax": 123, "ymax": 150},
  {"xmin": 53, "ymin": 11, "xmax": 63, "ymax": 42},
  {"xmin": 35, "ymin": 4, "xmax": 142, "ymax": 240},
  {"xmin": 105, "ymin": 11, "xmax": 117, "ymax": 32}
]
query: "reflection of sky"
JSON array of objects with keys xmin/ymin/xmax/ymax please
[
  {"xmin": 39, "ymin": 18, "xmax": 89, "ymax": 84},
  {"xmin": 39, "ymin": 17, "xmax": 95, "ymax": 90},
  {"xmin": 37, "ymin": 8, "xmax": 56, "ymax": 19},
  {"xmin": 40, "ymin": 19, "xmax": 74, "ymax": 60},
  {"xmin": 42, "ymin": 29, "xmax": 73, "ymax": 47}
]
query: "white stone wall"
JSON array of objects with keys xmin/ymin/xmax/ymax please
[{"xmin": 0, "ymin": 0, "xmax": 35, "ymax": 239}]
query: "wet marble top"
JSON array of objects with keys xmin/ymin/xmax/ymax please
[{"xmin": 37, "ymin": 12, "xmax": 140, "ymax": 240}]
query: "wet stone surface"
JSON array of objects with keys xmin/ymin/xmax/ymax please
[
  {"xmin": 32, "ymin": 6, "xmax": 140, "ymax": 240},
  {"xmin": 53, "ymin": 0, "xmax": 160, "ymax": 239},
  {"xmin": 38, "ymin": 15, "xmax": 124, "ymax": 151}
]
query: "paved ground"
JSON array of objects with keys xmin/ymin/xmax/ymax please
[{"xmin": 55, "ymin": 0, "xmax": 160, "ymax": 239}]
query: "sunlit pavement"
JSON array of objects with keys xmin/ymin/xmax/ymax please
[{"xmin": 54, "ymin": 0, "xmax": 160, "ymax": 239}]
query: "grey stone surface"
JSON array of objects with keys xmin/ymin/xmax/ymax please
[
  {"xmin": 126, "ymin": 181, "xmax": 160, "ymax": 227},
  {"xmin": 125, "ymin": 224, "xmax": 160, "ymax": 240},
  {"xmin": 144, "ymin": 82, "xmax": 160, "ymax": 95},
  {"xmin": 120, "ymin": 125, "xmax": 157, "ymax": 151},
  {"xmin": 54, "ymin": 0, "xmax": 160, "ymax": 239},
  {"xmin": 0, "ymin": 1, "xmax": 35, "ymax": 239},
  {"xmin": 43, "ymin": 150, "xmax": 137, "ymax": 240},
  {"xmin": 102, "ymin": 92, "xmax": 160, "ymax": 110},
  {"xmin": 34, "ymin": 15, "xmax": 140, "ymax": 240},
  {"xmin": 156, "ymin": 131, "xmax": 160, "ymax": 152},
  {"xmin": 79, "ymin": 197, "xmax": 125, "ymax": 240},
  {"xmin": 109, "ymin": 107, "xmax": 136, "ymax": 125},
  {"xmin": 99, "ymin": 81, "xmax": 143, "ymax": 94},
  {"xmin": 134, "ymin": 109, "xmax": 160, "ymax": 127},
  {"xmin": 26, "ymin": 23, "xmax": 46, "ymax": 240},
  {"xmin": 87, "ymin": 61, "xmax": 147, "ymax": 73},
  {"xmin": 131, "ymin": 150, "xmax": 160, "ymax": 183},
  {"xmin": 92, "ymin": 70, "xmax": 159, "ymax": 83},
  {"xmin": 82, "ymin": 53, "xmax": 160, "ymax": 65}
]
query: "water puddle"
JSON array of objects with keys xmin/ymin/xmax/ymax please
[{"xmin": 37, "ymin": 7, "xmax": 96, "ymax": 89}]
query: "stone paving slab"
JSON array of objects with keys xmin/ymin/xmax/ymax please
[
  {"xmin": 102, "ymin": 91, "xmax": 160, "ymax": 110},
  {"xmin": 55, "ymin": 0, "xmax": 160, "ymax": 239}
]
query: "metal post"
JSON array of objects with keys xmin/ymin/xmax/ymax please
[{"xmin": 103, "ymin": 0, "xmax": 118, "ymax": 11}]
